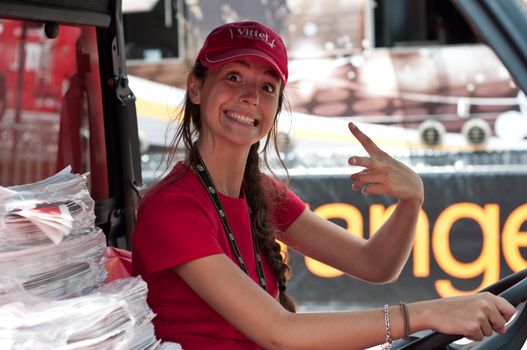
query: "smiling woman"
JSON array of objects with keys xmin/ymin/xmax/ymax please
[
  {"xmin": 187, "ymin": 58, "xmax": 281, "ymax": 151},
  {"xmin": 131, "ymin": 21, "xmax": 516, "ymax": 350}
]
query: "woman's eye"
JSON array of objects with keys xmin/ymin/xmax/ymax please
[
  {"xmin": 226, "ymin": 73, "xmax": 240, "ymax": 82},
  {"xmin": 262, "ymin": 83, "xmax": 276, "ymax": 93}
]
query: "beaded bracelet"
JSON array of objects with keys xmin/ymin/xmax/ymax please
[{"xmin": 381, "ymin": 304, "xmax": 393, "ymax": 350}]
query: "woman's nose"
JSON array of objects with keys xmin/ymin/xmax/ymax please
[{"xmin": 240, "ymin": 83, "xmax": 259, "ymax": 105}]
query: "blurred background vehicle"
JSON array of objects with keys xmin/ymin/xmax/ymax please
[{"xmin": 125, "ymin": 0, "xmax": 527, "ymax": 153}]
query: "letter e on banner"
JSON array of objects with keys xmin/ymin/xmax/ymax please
[{"xmin": 502, "ymin": 204, "xmax": 527, "ymax": 271}]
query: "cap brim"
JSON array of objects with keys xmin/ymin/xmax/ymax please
[{"xmin": 201, "ymin": 48, "xmax": 287, "ymax": 85}]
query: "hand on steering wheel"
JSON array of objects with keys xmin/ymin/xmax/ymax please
[{"xmin": 393, "ymin": 268, "xmax": 527, "ymax": 350}]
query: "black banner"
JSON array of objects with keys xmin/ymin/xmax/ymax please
[{"xmin": 285, "ymin": 169, "xmax": 527, "ymax": 309}]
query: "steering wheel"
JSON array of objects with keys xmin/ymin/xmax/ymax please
[{"xmin": 392, "ymin": 268, "xmax": 527, "ymax": 350}]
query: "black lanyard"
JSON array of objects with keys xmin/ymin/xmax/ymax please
[{"xmin": 192, "ymin": 149, "xmax": 267, "ymax": 291}]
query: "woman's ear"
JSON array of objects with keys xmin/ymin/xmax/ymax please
[{"xmin": 187, "ymin": 73, "xmax": 201, "ymax": 104}]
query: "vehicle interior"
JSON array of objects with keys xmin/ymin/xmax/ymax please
[{"xmin": 0, "ymin": 0, "xmax": 525, "ymax": 349}]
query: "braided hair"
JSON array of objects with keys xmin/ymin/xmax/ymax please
[
  {"xmin": 243, "ymin": 142, "xmax": 296, "ymax": 311},
  {"xmin": 147, "ymin": 60, "xmax": 296, "ymax": 312}
]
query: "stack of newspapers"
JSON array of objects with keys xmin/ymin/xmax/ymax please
[{"xmin": 0, "ymin": 167, "xmax": 180, "ymax": 350}]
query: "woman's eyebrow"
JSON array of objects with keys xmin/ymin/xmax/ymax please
[{"xmin": 265, "ymin": 69, "xmax": 280, "ymax": 83}]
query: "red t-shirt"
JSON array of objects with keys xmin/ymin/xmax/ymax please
[{"xmin": 132, "ymin": 163, "xmax": 306, "ymax": 349}]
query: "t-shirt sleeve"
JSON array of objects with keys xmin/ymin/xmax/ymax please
[
  {"xmin": 265, "ymin": 176, "xmax": 306, "ymax": 233},
  {"xmin": 132, "ymin": 189, "xmax": 222, "ymax": 276}
]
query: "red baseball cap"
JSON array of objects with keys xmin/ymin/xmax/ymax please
[{"xmin": 197, "ymin": 21, "xmax": 288, "ymax": 85}]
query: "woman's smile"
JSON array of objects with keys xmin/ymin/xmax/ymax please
[{"xmin": 224, "ymin": 110, "xmax": 259, "ymax": 127}]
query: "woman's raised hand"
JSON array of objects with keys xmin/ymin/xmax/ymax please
[
  {"xmin": 413, "ymin": 292, "xmax": 516, "ymax": 341},
  {"xmin": 348, "ymin": 122, "xmax": 424, "ymax": 204}
]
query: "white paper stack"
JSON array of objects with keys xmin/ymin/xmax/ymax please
[
  {"xmin": 0, "ymin": 167, "xmax": 106, "ymax": 300},
  {"xmin": 0, "ymin": 228, "xmax": 107, "ymax": 301},
  {"xmin": 0, "ymin": 166, "xmax": 95, "ymax": 250},
  {"xmin": 0, "ymin": 277, "xmax": 162, "ymax": 350},
  {"xmin": 0, "ymin": 168, "xmax": 178, "ymax": 349}
]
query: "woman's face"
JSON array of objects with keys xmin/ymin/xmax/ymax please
[{"xmin": 189, "ymin": 57, "xmax": 282, "ymax": 149}]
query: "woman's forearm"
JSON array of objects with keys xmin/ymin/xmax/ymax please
[
  {"xmin": 268, "ymin": 300, "xmax": 435, "ymax": 350},
  {"xmin": 362, "ymin": 198, "xmax": 422, "ymax": 283}
]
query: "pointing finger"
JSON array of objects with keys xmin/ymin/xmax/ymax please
[{"xmin": 348, "ymin": 122, "xmax": 383, "ymax": 156}]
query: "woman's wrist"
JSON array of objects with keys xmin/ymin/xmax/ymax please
[
  {"xmin": 406, "ymin": 300, "xmax": 432, "ymax": 332},
  {"xmin": 399, "ymin": 177, "xmax": 425, "ymax": 207},
  {"xmin": 398, "ymin": 196, "xmax": 424, "ymax": 210}
]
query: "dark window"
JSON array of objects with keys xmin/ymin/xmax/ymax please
[
  {"xmin": 374, "ymin": 0, "xmax": 478, "ymax": 47},
  {"xmin": 123, "ymin": 0, "xmax": 183, "ymax": 61}
]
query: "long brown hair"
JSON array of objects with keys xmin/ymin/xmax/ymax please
[{"xmin": 146, "ymin": 60, "xmax": 296, "ymax": 312}]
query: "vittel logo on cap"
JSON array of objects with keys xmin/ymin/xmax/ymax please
[
  {"xmin": 229, "ymin": 27, "xmax": 277, "ymax": 49},
  {"xmin": 198, "ymin": 21, "xmax": 288, "ymax": 84}
]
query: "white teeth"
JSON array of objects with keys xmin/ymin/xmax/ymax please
[{"xmin": 226, "ymin": 111, "xmax": 256, "ymax": 126}]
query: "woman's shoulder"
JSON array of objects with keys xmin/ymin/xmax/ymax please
[
  {"xmin": 260, "ymin": 173, "xmax": 290, "ymax": 198},
  {"xmin": 260, "ymin": 173, "xmax": 306, "ymax": 230}
]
